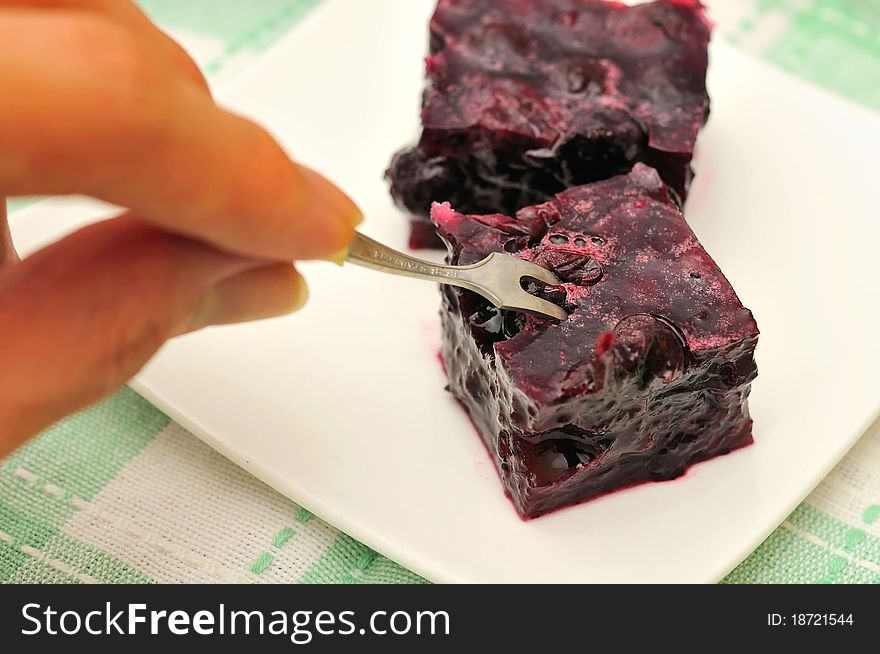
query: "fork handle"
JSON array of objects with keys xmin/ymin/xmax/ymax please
[
  {"xmin": 347, "ymin": 231, "xmax": 465, "ymax": 284},
  {"xmin": 345, "ymin": 231, "xmax": 567, "ymax": 321}
]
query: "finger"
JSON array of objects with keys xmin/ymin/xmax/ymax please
[
  {"xmin": 187, "ymin": 262, "xmax": 307, "ymax": 332},
  {"xmin": 0, "ymin": 0, "xmax": 210, "ymax": 92},
  {"xmin": 0, "ymin": 10, "xmax": 361, "ymax": 262},
  {"xmin": 0, "ymin": 215, "xmax": 307, "ymax": 453}
]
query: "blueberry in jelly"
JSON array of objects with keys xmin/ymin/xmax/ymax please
[
  {"xmin": 433, "ymin": 165, "xmax": 759, "ymax": 519},
  {"xmin": 387, "ymin": 0, "xmax": 712, "ymax": 248}
]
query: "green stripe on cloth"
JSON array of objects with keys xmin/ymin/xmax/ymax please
[
  {"xmin": 140, "ymin": 0, "xmax": 321, "ymax": 44},
  {"xmin": 2, "ymin": 531, "xmax": 153, "ymax": 584},
  {"xmin": 3, "ymin": 387, "xmax": 169, "ymax": 501},
  {"xmin": 298, "ymin": 534, "xmax": 427, "ymax": 585},
  {"xmin": 730, "ymin": 0, "xmax": 880, "ymax": 110},
  {"xmin": 139, "ymin": 0, "xmax": 323, "ymax": 75},
  {"xmin": 723, "ymin": 504, "xmax": 880, "ymax": 584},
  {"xmin": 722, "ymin": 524, "xmax": 874, "ymax": 584},
  {"xmin": 786, "ymin": 504, "xmax": 880, "ymax": 572},
  {"xmin": 1, "ymin": 389, "xmax": 168, "ymax": 583},
  {"xmin": 0, "ymin": 462, "xmax": 78, "ymax": 530},
  {"xmin": 0, "ymin": 499, "xmax": 58, "ymax": 582}
]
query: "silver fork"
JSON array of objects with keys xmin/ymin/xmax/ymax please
[{"xmin": 346, "ymin": 231, "xmax": 568, "ymax": 321}]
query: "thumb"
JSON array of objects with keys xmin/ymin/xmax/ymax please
[{"xmin": 0, "ymin": 215, "xmax": 306, "ymax": 453}]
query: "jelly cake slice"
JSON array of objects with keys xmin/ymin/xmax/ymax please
[
  {"xmin": 433, "ymin": 164, "xmax": 758, "ymax": 518},
  {"xmin": 388, "ymin": 0, "xmax": 712, "ymax": 248}
]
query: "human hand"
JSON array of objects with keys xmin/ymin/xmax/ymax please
[{"xmin": 0, "ymin": 0, "xmax": 361, "ymax": 453}]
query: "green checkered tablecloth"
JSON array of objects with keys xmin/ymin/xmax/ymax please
[{"xmin": 3, "ymin": 0, "xmax": 880, "ymax": 584}]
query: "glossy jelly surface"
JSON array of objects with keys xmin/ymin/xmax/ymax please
[
  {"xmin": 388, "ymin": 0, "xmax": 711, "ymax": 248},
  {"xmin": 434, "ymin": 165, "xmax": 758, "ymax": 518}
]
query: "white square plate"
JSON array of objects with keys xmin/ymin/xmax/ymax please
[{"xmin": 11, "ymin": 0, "xmax": 880, "ymax": 582}]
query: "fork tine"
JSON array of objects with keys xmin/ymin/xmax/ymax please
[
  {"xmin": 474, "ymin": 253, "xmax": 567, "ymax": 320},
  {"xmin": 501, "ymin": 292, "xmax": 569, "ymax": 321},
  {"xmin": 516, "ymin": 260, "xmax": 562, "ymax": 287}
]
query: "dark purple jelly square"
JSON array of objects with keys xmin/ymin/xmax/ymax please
[
  {"xmin": 433, "ymin": 165, "xmax": 758, "ymax": 518},
  {"xmin": 388, "ymin": 0, "xmax": 712, "ymax": 248}
]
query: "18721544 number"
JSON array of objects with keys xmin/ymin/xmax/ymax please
[{"xmin": 767, "ymin": 613, "xmax": 854, "ymax": 627}]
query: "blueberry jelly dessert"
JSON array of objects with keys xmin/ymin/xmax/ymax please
[
  {"xmin": 387, "ymin": 0, "xmax": 712, "ymax": 248},
  {"xmin": 434, "ymin": 165, "xmax": 758, "ymax": 518}
]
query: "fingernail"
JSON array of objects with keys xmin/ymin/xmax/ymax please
[
  {"xmin": 324, "ymin": 247, "xmax": 349, "ymax": 266},
  {"xmin": 303, "ymin": 166, "xmax": 364, "ymax": 228},
  {"xmin": 182, "ymin": 267, "xmax": 309, "ymax": 334},
  {"xmin": 320, "ymin": 178, "xmax": 363, "ymax": 228},
  {"xmin": 182, "ymin": 292, "xmax": 224, "ymax": 334},
  {"xmin": 348, "ymin": 207, "xmax": 364, "ymax": 227},
  {"xmin": 285, "ymin": 273, "xmax": 310, "ymax": 312}
]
